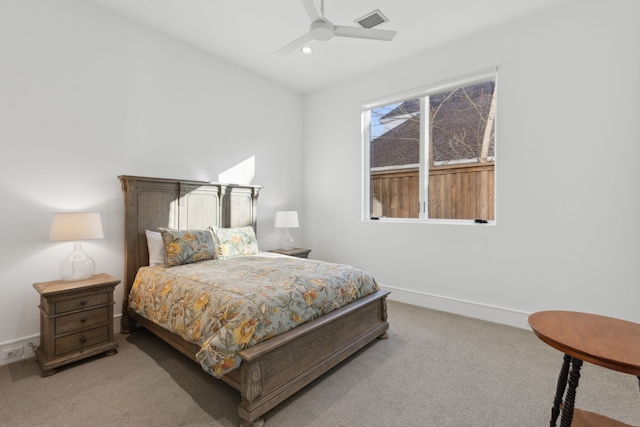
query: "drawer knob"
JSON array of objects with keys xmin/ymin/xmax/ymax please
[
  {"xmin": 81, "ymin": 317, "xmax": 87, "ymax": 322},
  {"xmin": 81, "ymin": 300, "xmax": 88, "ymax": 305},
  {"xmin": 81, "ymin": 337, "xmax": 87, "ymax": 343}
]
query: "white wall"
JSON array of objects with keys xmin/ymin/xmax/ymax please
[
  {"xmin": 303, "ymin": 0, "xmax": 640, "ymax": 328},
  {"xmin": 0, "ymin": 0, "xmax": 304, "ymax": 363}
]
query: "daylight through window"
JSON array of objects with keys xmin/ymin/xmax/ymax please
[{"xmin": 363, "ymin": 70, "xmax": 496, "ymax": 223}]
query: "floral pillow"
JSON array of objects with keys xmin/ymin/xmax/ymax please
[
  {"xmin": 158, "ymin": 228, "xmax": 217, "ymax": 267},
  {"xmin": 210, "ymin": 226, "xmax": 259, "ymax": 259}
]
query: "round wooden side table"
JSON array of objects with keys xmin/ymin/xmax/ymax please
[{"xmin": 529, "ymin": 310, "xmax": 640, "ymax": 427}]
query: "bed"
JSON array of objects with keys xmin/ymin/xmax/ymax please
[{"xmin": 118, "ymin": 175, "xmax": 390, "ymax": 427}]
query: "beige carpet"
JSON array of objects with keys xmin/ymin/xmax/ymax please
[{"xmin": 1, "ymin": 301, "xmax": 639, "ymax": 427}]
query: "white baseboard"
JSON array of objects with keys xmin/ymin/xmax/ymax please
[
  {"xmin": 0, "ymin": 313, "xmax": 123, "ymax": 368},
  {"xmin": 380, "ymin": 284, "xmax": 532, "ymax": 330},
  {"xmin": 114, "ymin": 313, "xmax": 122, "ymax": 334}
]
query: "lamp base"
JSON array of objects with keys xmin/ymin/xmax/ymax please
[
  {"xmin": 281, "ymin": 229, "xmax": 295, "ymax": 250},
  {"xmin": 59, "ymin": 241, "xmax": 96, "ymax": 281}
]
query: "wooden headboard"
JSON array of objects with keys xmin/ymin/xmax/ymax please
[{"xmin": 118, "ymin": 175, "xmax": 262, "ymax": 332}]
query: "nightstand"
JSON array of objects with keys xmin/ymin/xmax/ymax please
[
  {"xmin": 33, "ymin": 273, "xmax": 120, "ymax": 376},
  {"xmin": 268, "ymin": 248, "xmax": 311, "ymax": 259}
]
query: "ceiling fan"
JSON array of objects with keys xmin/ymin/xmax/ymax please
[{"xmin": 275, "ymin": 0, "xmax": 397, "ymax": 55}]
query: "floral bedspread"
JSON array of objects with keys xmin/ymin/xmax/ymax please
[{"xmin": 128, "ymin": 253, "xmax": 379, "ymax": 377}]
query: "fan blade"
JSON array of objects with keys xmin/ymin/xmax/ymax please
[
  {"xmin": 334, "ymin": 25, "xmax": 397, "ymax": 41},
  {"xmin": 274, "ymin": 31, "xmax": 314, "ymax": 55},
  {"xmin": 300, "ymin": 0, "xmax": 323, "ymax": 22}
]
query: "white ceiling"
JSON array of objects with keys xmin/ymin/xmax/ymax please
[{"xmin": 87, "ymin": 0, "xmax": 569, "ymax": 94}]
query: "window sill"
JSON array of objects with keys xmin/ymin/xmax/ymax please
[{"xmin": 366, "ymin": 217, "xmax": 496, "ymax": 226}]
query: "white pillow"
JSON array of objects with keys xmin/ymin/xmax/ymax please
[{"xmin": 145, "ymin": 230, "xmax": 166, "ymax": 266}]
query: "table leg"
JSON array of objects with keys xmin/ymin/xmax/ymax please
[
  {"xmin": 559, "ymin": 357, "xmax": 583, "ymax": 427},
  {"xmin": 550, "ymin": 354, "xmax": 572, "ymax": 427}
]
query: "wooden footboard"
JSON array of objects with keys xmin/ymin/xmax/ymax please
[{"xmin": 231, "ymin": 289, "xmax": 389, "ymax": 426}]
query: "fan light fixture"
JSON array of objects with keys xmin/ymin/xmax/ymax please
[{"xmin": 50, "ymin": 212, "xmax": 104, "ymax": 281}]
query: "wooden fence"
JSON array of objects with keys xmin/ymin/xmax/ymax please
[{"xmin": 370, "ymin": 162, "xmax": 494, "ymax": 220}]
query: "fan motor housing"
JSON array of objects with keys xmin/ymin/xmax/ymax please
[{"xmin": 310, "ymin": 20, "xmax": 334, "ymax": 41}]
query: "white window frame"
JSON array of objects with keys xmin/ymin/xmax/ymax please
[{"xmin": 361, "ymin": 67, "xmax": 498, "ymax": 225}]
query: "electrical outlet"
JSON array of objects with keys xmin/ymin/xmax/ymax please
[{"xmin": 3, "ymin": 346, "xmax": 24, "ymax": 359}]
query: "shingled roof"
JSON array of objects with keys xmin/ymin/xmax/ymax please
[{"xmin": 371, "ymin": 81, "xmax": 495, "ymax": 169}]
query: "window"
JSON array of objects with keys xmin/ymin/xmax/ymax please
[{"xmin": 362, "ymin": 69, "xmax": 497, "ymax": 223}]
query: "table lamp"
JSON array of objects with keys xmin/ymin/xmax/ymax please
[
  {"xmin": 275, "ymin": 211, "xmax": 299, "ymax": 250},
  {"xmin": 49, "ymin": 212, "xmax": 104, "ymax": 281}
]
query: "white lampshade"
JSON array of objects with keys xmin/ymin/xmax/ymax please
[
  {"xmin": 275, "ymin": 211, "xmax": 299, "ymax": 250},
  {"xmin": 50, "ymin": 212, "xmax": 104, "ymax": 241},
  {"xmin": 50, "ymin": 212, "xmax": 104, "ymax": 281},
  {"xmin": 275, "ymin": 211, "xmax": 299, "ymax": 229}
]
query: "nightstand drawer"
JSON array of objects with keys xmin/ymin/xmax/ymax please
[
  {"xmin": 55, "ymin": 306, "xmax": 109, "ymax": 335},
  {"xmin": 55, "ymin": 325, "xmax": 109, "ymax": 357},
  {"xmin": 54, "ymin": 292, "xmax": 109, "ymax": 314}
]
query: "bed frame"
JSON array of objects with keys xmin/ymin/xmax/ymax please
[{"xmin": 118, "ymin": 175, "xmax": 390, "ymax": 427}]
